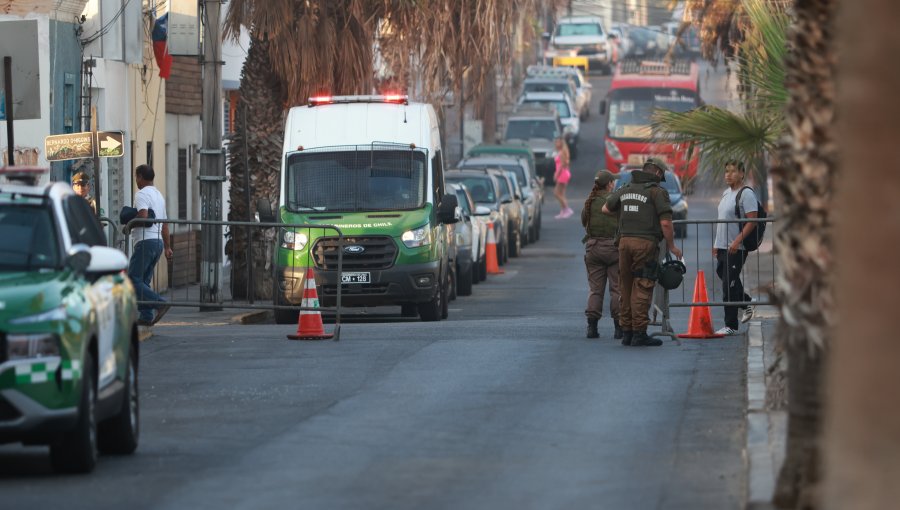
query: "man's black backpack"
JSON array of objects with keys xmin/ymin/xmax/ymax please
[{"xmin": 735, "ymin": 186, "xmax": 767, "ymax": 251}]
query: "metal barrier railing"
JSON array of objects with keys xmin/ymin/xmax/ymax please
[
  {"xmin": 650, "ymin": 217, "xmax": 777, "ymax": 342},
  {"xmin": 118, "ymin": 217, "xmax": 345, "ymax": 340}
]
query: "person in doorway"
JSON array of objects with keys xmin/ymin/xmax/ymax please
[
  {"xmin": 581, "ymin": 170, "xmax": 622, "ymax": 339},
  {"xmin": 713, "ymin": 160, "xmax": 758, "ymax": 335},
  {"xmin": 603, "ymin": 158, "xmax": 682, "ymax": 347},
  {"xmin": 553, "ymin": 137, "xmax": 573, "ymax": 218},
  {"xmin": 129, "ymin": 164, "xmax": 173, "ymax": 326},
  {"xmin": 71, "ymin": 171, "xmax": 98, "ymax": 216}
]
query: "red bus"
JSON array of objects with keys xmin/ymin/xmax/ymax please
[{"xmin": 601, "ymin": 60, "xmax": 701, "ymax": 182}]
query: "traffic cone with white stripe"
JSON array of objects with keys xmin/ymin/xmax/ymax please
[
  {"xmin": 485, "ymin": 223, "xmax": 504, "ymax": 275},
  {"xmin": 287, "ymin": 268, "xmax": 334, "ymax": 340}
]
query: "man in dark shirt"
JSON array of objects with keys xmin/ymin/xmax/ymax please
[{"xmin": 603, "ymin": 159, "xmax": 683, "ymax": 347}]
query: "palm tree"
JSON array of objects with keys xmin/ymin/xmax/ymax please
[
  {"xmin": 825, "ymin": 2, "xmax": 900, "ymax": 506},
  {"xmin": 771, "ymin": 0, "xmax": 836, "ymax": 506},
  {"xmin": 655, "ymin": 1, "xmax": 837, "ymax": 507}
]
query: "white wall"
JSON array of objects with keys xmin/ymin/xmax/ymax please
[{"xmin": 0, "ymin": 14, "xmax": 52, "ymax": 181}]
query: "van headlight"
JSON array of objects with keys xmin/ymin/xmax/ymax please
[
  {"xmin": 281, "ymin": 229, "xmax": 309, "ymax": 251},
  {"xmin": 6, "ymin": 333, "xmax": 60, "ymax": 360},
  {"xmin": 401, "ymin": 225, "xmax": 432, "ymax": 248}
]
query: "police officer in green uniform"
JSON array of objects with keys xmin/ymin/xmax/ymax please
[
  {"xmin": 581, "ymin": 170, "xmax": 622, "ymax": 339},
  {"xmin": 603, "ymin": 159, "xmax": 683, "ymax": 347},
  {"xmin": 71, "ymin": 171, "xmax": 98, "ymax": 216}
]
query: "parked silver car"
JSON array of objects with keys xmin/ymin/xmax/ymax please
[
  {"xmin": 447, "ymin": 182, "xmax": 484, "ymax": 293},
  {"xmin": 446, "ymin": 169, "xmax": 510, "ymax": 265},
  {"xmin": 458, "ymin": 155, "xmax": 542, "ymax": 243}
]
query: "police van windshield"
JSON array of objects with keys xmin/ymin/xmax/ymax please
[
  {"xmin": 607, "ymin": 88, "xmax": 699, "ymax": 141},
  {"xmin": 505, "ymin": 119, "xmax": 559, "ymax": 141},
  {"xmin": 0, "ymin": 204, "xmax": 60, "ymax": 270},
  {"xmin": 286, "ymin": 148, "xmax": 427, "ymax": 212}
]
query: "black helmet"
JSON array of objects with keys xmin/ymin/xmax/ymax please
[{"xmin": 658, "ymin": 255, "xmax": 686, "ymax": 290}]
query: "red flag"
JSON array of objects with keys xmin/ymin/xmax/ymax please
[{"xmin": 151, "ymin": 14, "xmax": 172, "ymax": 79}]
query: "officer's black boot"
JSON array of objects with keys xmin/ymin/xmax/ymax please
[
  {"xmin": 631, "ymin": 331, "xmax": 663, "ymax": 347},
  {"xmin": 586, "ymin": 318, "xmax": 599, "ymax": 339},
  {"xmin": 621, "ymin": 330, "xmax": 633, "ymax": 346},
  {"xmin": 613, "ymin": 319, "xmax": 623, "ymax": 340}
]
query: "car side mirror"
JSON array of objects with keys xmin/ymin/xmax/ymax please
[
  {"xmin": 599, "ymin": 100, "xmax": 607, "ymax": 115},
  {"xmin": 439, "ymin": 194, "xmax": 459, "ymax": 224},
  {"xmin": 473, "ymin": 205, "xmax": 492, "ymax": 216},
  {"xmin": 256, "ymin": 198, "xmax": 276, "ymax": 223},
  {"xmin": 86, "ymin": 246, "xmax": 128, "ymax": 274},
  {"xmin": 66, "ymin": 244, "xmax": 92, "ymax": 274}
]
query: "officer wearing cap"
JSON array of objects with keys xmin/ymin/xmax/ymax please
[
  {"xmin": 581, "ymin": 169, "xmax": 622, "ymax": 340},
  {"xmin": 71, "ymin": 171, "xmax": 98, "ymax": 215},
  {"xmin": 603, "ymin": 159, "xmax": 683, "ymax": 347}
]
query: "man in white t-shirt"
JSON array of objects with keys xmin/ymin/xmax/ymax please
[
  {"xmin": 128, "ymin": 164, "xmax": 173, "ymax": 326},
  {"xmin": 712, "ymin": 161, "xmax": 758, "ymax": 335}
]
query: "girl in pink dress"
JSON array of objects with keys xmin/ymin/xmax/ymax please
[{"xmin": 553, "ymin": 138, "xmax": 573, "ymax": 218}]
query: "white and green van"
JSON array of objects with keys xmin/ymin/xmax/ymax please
[{"xmin": 269, "ymin": 95, "xmax": 458, "ymax": 322}]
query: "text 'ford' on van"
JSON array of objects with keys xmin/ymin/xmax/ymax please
[{"xmin": 272, "ymin": 95, "xmax": 458, "ymax": 323}]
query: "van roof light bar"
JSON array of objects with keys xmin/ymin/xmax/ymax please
[{"xmin": 307, "ymin": 95, "xmax": 410, "ymax": 107}]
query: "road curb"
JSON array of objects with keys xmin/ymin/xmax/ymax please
[
  {"xmin": 745, "ymin": 320, "xmax": 775, "ymax": 508},
  {"xmin": 231, "ymin": 310, "xmax": 271, "ymax": 325},
  {"xmin": 138, "ymin": 325, "xmax": 153, "ymax": 342}
]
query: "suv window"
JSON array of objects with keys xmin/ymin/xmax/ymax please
[
  {"xmin": 505, "ymin": 119, "xmax": 560, "ymax": 140},
  {"xmin": 0, "ymin": 204, "xmax": 61, "ymax": 270},
  {"xmin": 493, "ymin": 174, "xmax": 511, "ymax": 200},
  {"xmin": 65, "ymin": 196, "xmax": 108, "ymax": 246},
  {"xmin": 447, "ymin": 176, "xmax": 496, "ymax": 204},
  {"xmin": 522, "ymin": 99, "xmax": 571, "ymax": 118}
]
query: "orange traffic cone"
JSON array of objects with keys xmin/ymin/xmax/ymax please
[
  {"xmin": 677, "ymin": 270, "xmax": 725, "ymax": 339},
  {"xmin": 287, "ymin": 268, "xmax": 334, "ymax": 340},
  {"xmin": 485, "ymin": 223, "xmax": 504, "ymax": 275}
]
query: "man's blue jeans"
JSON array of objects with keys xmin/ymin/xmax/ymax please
[{"xmin": 129, "ymin": 239, "xmax": 164, "ymax": 322}]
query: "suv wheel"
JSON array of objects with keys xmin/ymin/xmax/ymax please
[
  {"xmin": 457, "ymin": 263, "xmax": 473, "ymax": 296},
  {"xmin": 51, "ymin": 352, "xmax": 98, "ymax": 473},
  {"xmin": 99, "ymin": 341, "xmax": 139, "ymax": 454}
]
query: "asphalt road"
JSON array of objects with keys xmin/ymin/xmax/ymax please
[{"xmin": 0, "ymin": 65, "xmax": 748, "ymax": 510}]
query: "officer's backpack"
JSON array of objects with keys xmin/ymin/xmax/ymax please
[{"xmin": 735, "ymin": 186, "xmax": 767, "ymax": 252}]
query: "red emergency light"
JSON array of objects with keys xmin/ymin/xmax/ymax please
[{"xmin": 306, "ymin": 95, "xmax": 410, "ymax": 107}]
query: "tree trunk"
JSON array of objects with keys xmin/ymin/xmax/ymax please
[
  {"xmin": 824, "ymin": 1, "xmax": 900, "ymax": 508},
  {"xmin": 226, "ymin": 35, "xmax": 285, "ymax": 300},
  {"xmin": 771, "ymin": 0, "xmax": 838, "ymax": 508}
]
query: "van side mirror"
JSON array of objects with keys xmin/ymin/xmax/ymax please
[
  {"xmin": 438, "ymin": 194, "xmax": 459, "ymax": 224},
  {"xmin": 257, "ymin": 198, "xmax": 276, "ymax": 223},
  {"xmin": 599, "ymin": 100, "xmax": 607, "ymax": 115}
]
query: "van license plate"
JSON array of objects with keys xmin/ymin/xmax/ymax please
[{"xmin": 341, "ymin": 272, "xmax": 371, "ymax": 284}]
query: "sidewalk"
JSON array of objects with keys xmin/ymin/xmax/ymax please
[
  {"xmin": 137, "ymin": 278, "xmax": 272, "ymax": 341},
  {"xmin": 745, "ymin": 312, "xmax": 787, "ymax": 509}
]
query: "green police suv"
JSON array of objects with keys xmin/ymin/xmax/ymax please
[{"xmin": 0, "ymin": 168, "xmax": 140, "ymax": 473}]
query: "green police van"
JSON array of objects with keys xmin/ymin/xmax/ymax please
[{"xmin": 267, "ymin": 95, "xmax": 458, "ymax": 323}]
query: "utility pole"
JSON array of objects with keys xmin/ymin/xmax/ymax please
[
  {"xmin": 199, "ymin": 0, "xmax": 224, "ymax": 309},
  {"xmin": 90, "ymin": 104, "xmax": 102, "ymax": 207},
  {"xmin": 3, "ymin": 57, "xmax": 14, "ymax": 165}
]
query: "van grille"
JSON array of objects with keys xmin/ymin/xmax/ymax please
[{"xmin": 312, "ymin": 236, "xmax": 397, "ymax": 270}]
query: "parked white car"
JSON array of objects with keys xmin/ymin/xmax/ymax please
[
  {"xmin": 550, "ymin": 16, "xmax": 612, "ymax": 74},
  {"xmin": 523, "ymin": 70, "xmax": 590, "ymax": 120}
]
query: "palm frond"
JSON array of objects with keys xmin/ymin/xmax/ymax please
[{"xmin": 652, "ymin": 105, "xmax": 782, "ymax": 179}]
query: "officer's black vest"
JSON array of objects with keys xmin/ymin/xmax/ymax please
[{"xmin": 617, "ymin": 181, "xmax": 664, "ymax": 241}]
